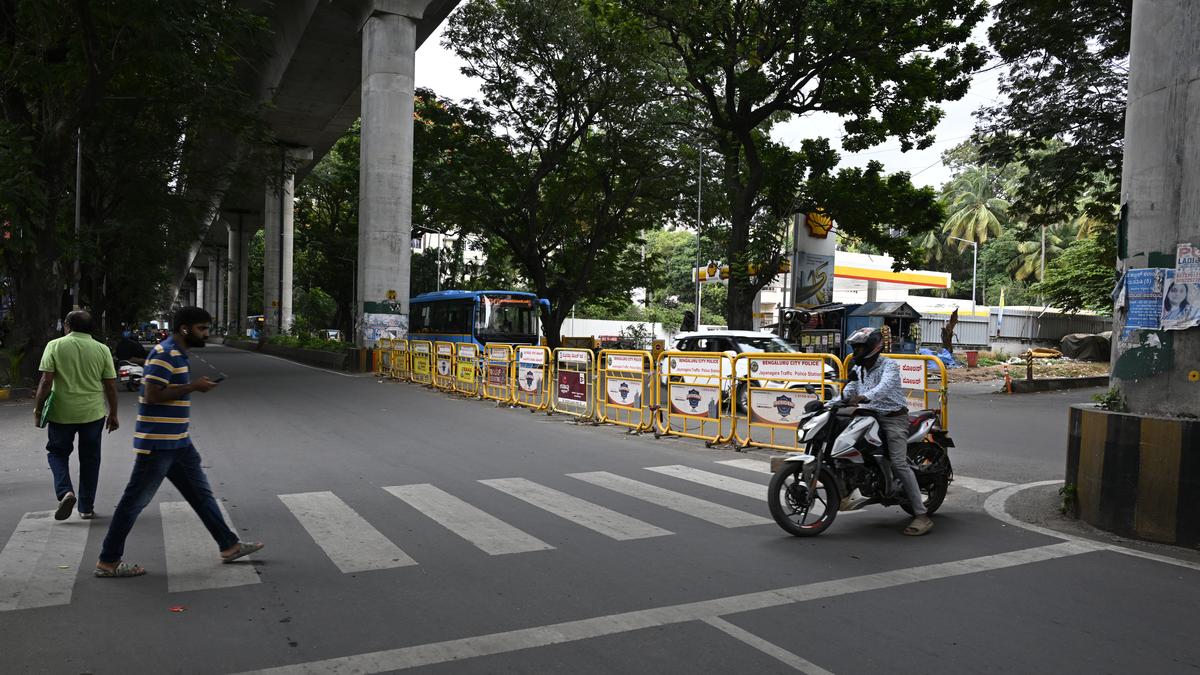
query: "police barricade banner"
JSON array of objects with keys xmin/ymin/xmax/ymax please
[
  {"xmin": 455, "ymin": 343, "xmax": 479, "ymax": 396},
  {"xmin": 553, "ymin": 349, "xmax": 594, "ymax": 419},
  {"xmin": 736, "ymin": 353, "xmax": 843, "ymax": 451},
  {"xmin": 375, "ymin": 337, "xmax": 393, "ymax": 376},
  {"xmin": 598, "ymin": 349, "xmax": 653, "ymax": 432},
  {"xmin": 482, "ymin": 344, "xmax": 514, "ymax": 404},
  {"xmin": 513, "ymin": 346, "xmax": 550, "ymax": 410},
  {"xmin": 656, "ymin": 353, "xmax": 731, "ymax": 444},
  {"xmin": 390, "ymin": 339, "xmax": 409, "ymax": 381},
  {"xmin": 410, "ymin": 341, "xmax": 433, "ymax": 384},
  {"xmin": 434, "ymin": 342, "xmax": 456, "ymax": 390}
]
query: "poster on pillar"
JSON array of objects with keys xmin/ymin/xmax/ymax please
[
  {"xmin": 362, "ymin": 301, "xmax": 408, "ymax": 344},
  {"xmin": 1161, "ymin": 269, "xmax": 1200, "ymax": 331}
]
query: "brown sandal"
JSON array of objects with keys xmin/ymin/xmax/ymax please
[
  {"xmin": 221, "ymin": 542, "xmax": 264, "ymax": 563},
  {"xmin": 904, "ymin": 516, "xmax": 933, "ymax": 536}
]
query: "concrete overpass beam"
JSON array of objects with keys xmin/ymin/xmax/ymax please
[{"xmin": 356, "ymin": 2, "xmax": 434, "ymax": 346}]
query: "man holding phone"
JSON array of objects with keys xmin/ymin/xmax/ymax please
[{"xmin": 95, "ymin": 307, "xmax": 263, "ymax": 578}]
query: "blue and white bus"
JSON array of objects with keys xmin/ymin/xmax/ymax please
[{"xmin": 408, "ymin": 290, "xmax": 547, "ymax": 347}]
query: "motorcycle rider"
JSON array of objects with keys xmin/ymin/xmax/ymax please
[
  {"xmin": 115, "ymin": 330, "xmax": 148, "ymax": 365},
  {"xmin": 835, "ymin": 327, "xmax": 933, "ymax": 536}
]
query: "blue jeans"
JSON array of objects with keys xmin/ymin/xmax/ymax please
[
  {"xmin": 99, "ymin": 444, "xmax": 239, "ymax": 564},
  {"xmin": 46, "ymin": 418, "xmax": 105, "ymax": 514}
]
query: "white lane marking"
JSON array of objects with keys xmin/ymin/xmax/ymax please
[
  {"xmin": 716, "ymin": 458, "xmax": 772, "ymax": 474},
  {"xmin": 702, "ymin": 617, "xmax": 834, "ymax": 674},
  {"xmin": 162, "ymin": 502, "xmax": 260, "ymax": 593},
  {"xmin": 480, "ymin": 478, "xmax": 671, "ymax": 541},
  {"xmin": 237, "ymin": 541, "xmax": 1089, "ymax": 675},
  {"xmin": 568, "ymin": 472, "xmax": 770, "ymax": 528},
  {"xmin": 384, "ymin": 484, "xmax": 553, "ymax": 556},
  {"xmin": 646, "ymin": 465, "xmax": 765, "ymax": 499},
  {"xmin": 279, "ymin": 492, "xmax": 416, "ymax": 572},
  {"xmin": 984, "ymin": 480, "xmax": 1200, "ymax": 573},
  {"xmin": 953, "ymin": 476, "xmax": 1015, "ymax": 493},
  {"xmin": 0, "ymin": 512, "xmax": 92, "ymax": 611}
]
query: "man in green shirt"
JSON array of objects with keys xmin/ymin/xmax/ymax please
[{"xmin": 34, "ymin": 311, "xmax": 120, "ymax": 520}]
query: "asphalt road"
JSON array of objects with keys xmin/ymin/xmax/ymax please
[{"xmin": 1, "ymin": 345, "xmax": 1196, "ymax": 674}]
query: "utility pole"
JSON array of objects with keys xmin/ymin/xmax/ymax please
[
  {"xmin": 694, "ymin": 148, "xmax": 703, "ymax": 330},
  {"xmin": 72, "ymin": 128, "xmax": 82, "ymax": 309}
]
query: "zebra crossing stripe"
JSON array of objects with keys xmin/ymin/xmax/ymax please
[
  {"xmin": 568, "ymin": 472, "xmax": 771, "ymax": 528},
  {"xmin": 480, "ymin": 478, "xmax": 672, "ymax": 541},
  {"xmin": 645, "ymin": 465, "xmax": 766, "ymax": 499},
  {"xmin": 279, "ymin": 492, "xmax": 417, "ymax": 572},
  {"xmin": 0, "ymin": 511, "xmax": 92, "ymax": 611},
  {"xmin": 385, "ymin": 484, "xmax": 553, "ymax": 556},
  {"xmin": 716, "ymin": 459, "xmax": 772, "ymax": 474},
  {"xmin": 162, "ymin": 502, "xmax": 261, "ymax": 593}
]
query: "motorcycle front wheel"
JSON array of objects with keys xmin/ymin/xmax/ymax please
[{"xmin": 768, "ymin": 465, "xmax": 839, "ymax": 537}]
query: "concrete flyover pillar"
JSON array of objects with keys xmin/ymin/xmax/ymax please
[
  {"xmin": 356, "ymin": 1, "xmax": 436, "ymax": 347},
  {"xmin": 263, "ymin": 147, "xmax": 313, "ymax": 337},
  {"xmin": 211, "ymin": 246, "xmax": 225, "ymax": 333},
  {"xmin": 193, "ymin": 267, "xmax": 207, "ymax": 311},
  {"xmin": 1068, "ymin": 0, "xmax": 1200, "ymax": 548},
  {"xmin": 227, "ymin": 220, "xmax": 241, "ymax": 336}
]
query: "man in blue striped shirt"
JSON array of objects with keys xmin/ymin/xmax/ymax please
[{"xmin": 95, "ymin": 307, "xmax": 264, "ymax": 578}]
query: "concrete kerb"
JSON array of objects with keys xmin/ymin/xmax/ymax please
[{"xmin": 0, "ymin": 387, "xmax": 33, "ymax": 402}]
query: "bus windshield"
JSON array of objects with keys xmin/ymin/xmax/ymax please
[{"xmin": 476, "ymin": 295, "xmax": 537, "ymax": 337}]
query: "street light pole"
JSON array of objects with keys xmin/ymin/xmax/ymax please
[{"xmin": 947, "ymin": 236, "xmax": 978, "ymax": 315}]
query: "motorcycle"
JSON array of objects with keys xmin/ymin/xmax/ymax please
[
  {"xmin": 767, "ymin": 398, "xmax": 954, "ymax": 537},
  {"xmin": 116, "ymin": 360, "xmax": 144, "ymax": 392}
]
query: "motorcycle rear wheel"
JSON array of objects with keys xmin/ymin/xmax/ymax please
[
  {"xmin": 768, "ymin": 465, "xmax": 839, "ymax": 537},
  {"xmin": 900, "ymin": 474, "xmax": 948, "ymax": 516}
]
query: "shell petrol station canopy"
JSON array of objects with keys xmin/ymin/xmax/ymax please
[{"xmin": 831, "ymin": 251, "xmax": 951, "ymax": 295}]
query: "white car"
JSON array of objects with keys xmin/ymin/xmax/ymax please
[{"xmin": 665, "ymin": 331, "xmax": 840, "ymax": 411}]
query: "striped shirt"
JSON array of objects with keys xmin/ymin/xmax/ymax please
[{"xmin": 133, "ymin": 336, "xmax": 191, "ymax": 453}]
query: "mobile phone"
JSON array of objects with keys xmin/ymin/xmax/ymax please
[{"xmin": 212, "ymin": 375, "xmax": 227, "ymax": 383}]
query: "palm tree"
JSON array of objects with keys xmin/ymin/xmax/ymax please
[
  {"xmin": 941, "ymin": 167, "xmax": 1010, "ymax": 250},
  {"xmin": 1008, "ymin": 222, "xmax": 1076, "ymax": 281},
  {"xmin": 913, "ymin": 228, "xmax": 949, "ymax": 267}
]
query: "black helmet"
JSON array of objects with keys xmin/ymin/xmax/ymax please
[{"xmin": 847, "ymin": 327, "xmax": 884, "ymax": 369}]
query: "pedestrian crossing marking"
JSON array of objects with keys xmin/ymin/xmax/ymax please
[
  {"xmin": 568, "ymin": 472, "xmax": 771, "ymax": 528},
  {"xmin": 162, "ymin": 502, "xmax": 261, "ymax": 593},
  {"xmin": 480, "ymin": 478, "xmax": 672, "ymax": 541},
  {"xmin": 646, "ymin": 465, "xmax": 766, "ymax": 499},
  {"xmin": 279, "ymin": 492, "xmax": 417, "ymax": 572},
  {"xmin": 716, "ymin": 459, "xmax": 772, "ymax": 474},
  {"xmin": 384, "ymin": 484, "xmax": 553, "ymax": 556},
  {"xmin": 0, "ymin": 511, "xmax": 92, "ymax": 611}
]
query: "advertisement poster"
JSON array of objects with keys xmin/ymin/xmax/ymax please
[
  {"xmin": 747, "ymin": 357, "xmax": 825, "ymax": 381},
  {"xmin": 557, "ymin": 371, "xmax": 588, "ymax": 405},
  {"xmin": 362, "ymin": 313, "xmax": 408, "ymax": 343},
  {"xmin": 606, "ymin": 353, "xmax": 644, "ymax": 373},
  {"xmin": 899, "ymin": 360, "xmax": 926, "ymax": 390},
  {"xmin": 456, "ymin": 362, "xmax": 476, "ymax": 384},
  {"xmin": 793, "ymin": 253, "xmax": 835, "ymax": 308},
  {"xmin": 667, "ymin": 384, "xmax": 720, "ymax": 418},
  {"xmin": 412, "ymin": 354, "xmax": 431, "ymax": 375},
  {"xmin": 1125, "ymin": 268, "xmax": 1166, "ymax": 330},
  {"xmin": 1177, "ymin": 243, "xmax": 1200, "ymax": 283},
  {"xmin": 486, "ymin": 364, "xmax": 508, "ymax": 387},
  {"xmin": 749, "ymin": 389, "xmax": 814, "ymax": 428},
  {"xmin": 666, "ymin": 355, "xmax": 722, "ymax": 378},
  {"xmin": 605, "ymin": 378, "xmax": 642, "ymax": 408},
  {"xmin": 518, "ymin": 366, "xmax": 542, "ymax": 393},
  {"xmin": 1161, "ymin": 269, "xmax": 1200, "ymax": 331}
]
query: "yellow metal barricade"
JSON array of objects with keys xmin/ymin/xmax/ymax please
[
  {"xmin": 389, "ymin": 339, "xmax": 409, "ymax": 381},
  {"xmin": 433, "ymin": 342, "xmax": 456, "ymax": 390},
  {"xmin": 598, "ymin": 349, "xmax": 654, "ymax": 432},
  {"xmin": 512, "ymin": 346, "xmax": 551, "ymax": 411},
  {"xmin": 409, "ymin": 340, "xmax": 434, "ymax": 385},
  {"xmin": 734, "ymin": 353, "xmax": 844, "ymax": 451},
  {"xmin": 482, "ymin": 344, "xmax": 514, "ymax": 404},
  {"xmin": 844, "ymin": 353, "xmax": 949, "ymax": 430},
  {"xmin": 454, "ymin": 343, "xmax": 481, "ymax": 397},
  {"xmin": 654, "ymin": 351, "xmax": 733, "ymax": 445},
  {"xmin": 374, "ymin": 338, "xmax": 393, "ymax": 376},
  {"xmin": 552, "ymin": 348, "xmax": 596, "ymax": 420}
]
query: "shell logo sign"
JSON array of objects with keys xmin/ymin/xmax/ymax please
[{"xmin": 805, "ymin": 211, "xmax": 833, "ymax": 238}]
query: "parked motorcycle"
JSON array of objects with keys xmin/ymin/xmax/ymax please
[
  {"xmin": 116, "ymin": 360, "xmax": 144, "ymax": 392},
  {"xmin": 767, "ymin": 399, "xmax": 954, "ymax": 536}
]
